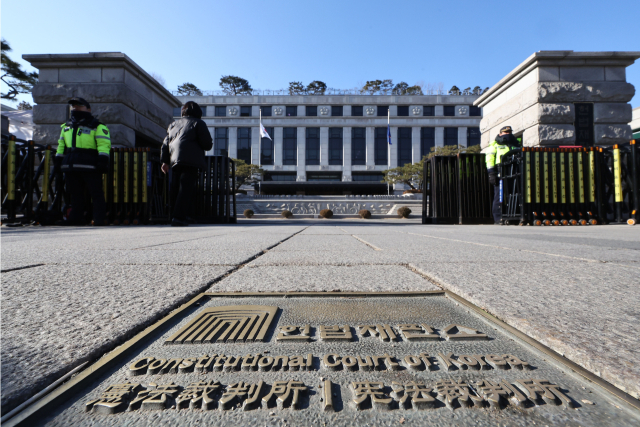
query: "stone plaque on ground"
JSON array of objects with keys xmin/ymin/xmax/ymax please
[{"xmin": 9, "ymin": 293, "xmax": 640, "ymax": 426}]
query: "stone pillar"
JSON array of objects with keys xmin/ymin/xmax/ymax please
[
  {"xmin": 435, "ymin": 105, "xmax": 444, "ymax": 116},
  {"xmin": 435, "ymin": 127, "xmax": 445, "ymax": 147},
  {"xmin": 343, "ymin": 105, "xmax": 352, "ymax": 117},
  {"xmin": 475, "ymin": 51, "xmax": 639, "ymax": 147},
  {"xmin": 343, "ymin": 126, "xmax": 352, "ymax": 180},
  {"xmin": 297, "ymin": 105, "xmax": 305, "ymax": 117},
  {"xmin": 389, "ymin": 105, "xmax": 398, "ymax": 117},
  {"xmin": 412, "ymin": 127, "xmax": 421, "ymax": 163},
  {"xmin": 458, "ymin": 127, "xmax": 468, "ymax": 147},
  {"xmin": 251, "ymin": 105, "xmax": 260, "ymax": 117},
  {"xmin": 297, "ymin": 127, "xmax": 306, "ymax": 180},
  {"xmin": 274, "ymin": 127, "xmax": 283, "ymax": 166},
  {"xmin": 251, "ymin": 127, "xmax": 260, "ymax": 164},
  {"xmin": 365, "ymin": 126, "xmax": 375, "ymax": 166},
  {"xmin": 24, "ymin": 52, "xmax": 181, "ymax": 148},
  {"xmin": 320, "ymin": 127, "xmax": 329, "ymax": 166},
  {"xmin": 389, "ymin": 127, "xmax": 398, "ymax": 168},
  {"xmin": 228, "ymin": 127, "xmax": 238, "ymax": 158}
]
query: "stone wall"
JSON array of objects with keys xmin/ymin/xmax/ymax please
[
  {"xmin": 631, "ymin": 106, "xmax": 640, "ymax": 139},
  {"xmin": 23, "ymin": 52, "xmax": 181, "ymax": 148},
  {"xmin": 474, "ymin": 51, "xmax": 640, "ymax": 148}
]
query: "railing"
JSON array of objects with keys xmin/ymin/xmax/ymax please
[
  {"xmin": 500, "ymin": 143, "xmax": 639, "ymax": 225},
  {"xmin": 421, "ymin": 153, "xmax": 494, "ymax": 224},
  {"xmin": 1, "ymin": 135, "xmax": 237, "ymax": 225},
  {"xmin": 172, "ymin": 88, "xmax": 488, "ymax": 97}
]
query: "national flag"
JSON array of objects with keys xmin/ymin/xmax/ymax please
[
  {"xmin": 387, "ymin": 123, "xmax": 392, "ymax": 145},
  {"xmin": 260, "ymin": 123, "xmax": 272, "ymax": 140}
]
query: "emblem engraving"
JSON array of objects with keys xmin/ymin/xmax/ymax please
[{"xmin": 165, "ymin": 305, "xmax": 278, "ymax": 344}]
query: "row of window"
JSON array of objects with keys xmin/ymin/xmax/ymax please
[
  {"xmin": 174, "ymin": 105, "xmax": 481, "ymax": 117},
  {"xmin": 262, "ymin": 172, "xmax": 386, "ymax": 182},
  {"xmin": 215, "ymin": 127, "xmax": 481, "ymax": 166}
]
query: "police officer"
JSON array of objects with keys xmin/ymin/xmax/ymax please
[
  {"xmin": 485, "ymin": 125, "xmax": 521, "ymax": 224},
  {"xmin": 56, "ymin": 97, "xmax": 111, "ymax": 225}
]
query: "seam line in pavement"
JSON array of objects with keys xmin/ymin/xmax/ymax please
[
  {"xmin": 405, "ymin": 232, "xmax": 640, "ymax": 270},
  {"xmin": 351, "ymin": 235, "xmax": 383, "ymax": 251},
  {"xmin": 1, "ymin": 264, "xmax": 45, "ymax": 273}
]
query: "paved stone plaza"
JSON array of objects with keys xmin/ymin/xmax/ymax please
[{"xmin": 1, "ymin": 220, "xmax": 639, "ymax": 424}]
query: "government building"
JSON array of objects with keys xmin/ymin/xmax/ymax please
[{"xmin": 174, "ymin": 94, "xmax": 482, "ymax": 194}]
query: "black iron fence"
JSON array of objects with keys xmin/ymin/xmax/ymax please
[
  {"xmin": 1, "ymin": 136, "xmax": 236, "ymax": 226},
  {"xmin": 422, "ymin": 153, "xmax": 494, "ymax": 224},
  {"xmin": 500, "ymin": 143, "xmax": 639, "ymax": 225}
]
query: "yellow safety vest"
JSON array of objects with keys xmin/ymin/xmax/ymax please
[{"xmin": 56, "ymin": 121, "xmax": 111, "ymax": 157}]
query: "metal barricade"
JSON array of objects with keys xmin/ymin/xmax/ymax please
[
  {"xmin": 500, "ymin": 142, "xmax": 639, "ymax": 225},
  {"xmin": 1, "ymin": 140, "xmax": 236, "ymax": 226},
  {"xmin": 422, "ymin": 153, "xmax": 494, "ymax": 224}
]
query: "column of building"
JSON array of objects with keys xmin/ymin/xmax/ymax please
[
  {"xmin": 342, "ymin": 126, "xmax": 352, "ymax": 180},
  {"xmin": 228, "ymin": 127, "xmax": 238, "ymax": 158},
  {"xmin": 296, "ymin": 127, "xmax": 306, "ymax": 181},
  {"xmin": 365, "ymin": 126, "xmax": 375, "ymax": 166},
  {"xmin": 273, "ymin": 127, "xmax": 283, "ymax": 166},
  {"xmin": 411, "ymin": 127, "xmax": 421, "ymax": 163},
  {"xmin": 389, "ymin": 126, "xmax": 398, "ymax": 168},
  {"xmin": 250, "ymin": 127, "xmax": 260, "ymax": 164},
  {"xmin": 319, "ymin": 127, "xmax": 329, "ymax": 166},
  {"xmin": 434, "ymin": 105, "xmax": 445, "ymax": 147}
]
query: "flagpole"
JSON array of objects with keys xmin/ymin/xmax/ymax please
[
  {"xmin": 388, "ymin": 108, "xmax": 391, "ymax": 196},
  {"xmin": 259, "ymin": 108, "xmax": 262, "ymax": 168}
]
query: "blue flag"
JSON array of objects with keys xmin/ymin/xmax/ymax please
[{"xmin": 387, "ymin": 124, "xmax": 392, "ymax": 145}]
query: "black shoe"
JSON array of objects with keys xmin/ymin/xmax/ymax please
[
  {"xmin": 171, "ymin": 218, "xmax": 189, "ymax": 227},
  {"xmin": 185, "ymin": 216, "xmax": 197, "ymax": 224}
]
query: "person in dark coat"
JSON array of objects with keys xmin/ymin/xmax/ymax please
[{"xmin": 161, "ymin": 101, "xmax": 213, "ymax": 226}]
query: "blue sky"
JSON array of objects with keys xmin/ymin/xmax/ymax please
[{"xmin": 2, "ymin": 0, "xmax": 640, "ymax": 107}]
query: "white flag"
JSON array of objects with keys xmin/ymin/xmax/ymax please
[{"xmin": 260, "ymin": 123, "xmax": 272, "ymax": 140}]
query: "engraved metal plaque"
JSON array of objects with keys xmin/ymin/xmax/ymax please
[{"xmin": 7, "ymin": 293, "xmax": 639, "ymax": 426}]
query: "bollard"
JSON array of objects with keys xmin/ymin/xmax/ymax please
[
  {"xmin": 133, "ymin": 149, "xmax": 139, "ymax": 225},
  {"xmin": 613, "ymin": 144, "xmax": 623, "ymax": 223},
  {"xmin": 5, "ymin": 136, "xmax": 17, "ymax": 222},
  {"xmin": 143, "ymin": 148, "xmax": 149, "ymax": 224},
  {"xmin": 629, "ymin": 140, "xmax": 638, "ymax": 225},
  {"xmin": 24, "ymin": 141, "xmax": 35, "ymax": 222},
  {"xmin": 42, "ymin": 146, "xmax": 51, "ymax": 204},
  {"xmin": 113, "ymin": 148, "xmax": 120, "ymax": 225},
  {"xmin": 123, "ymin": 148, "xmax": 130, "ymax": 225}
]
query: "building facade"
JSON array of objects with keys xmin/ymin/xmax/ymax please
[{"xmin": 175, "ymin": 94, "xmax": 482, "ymax": 194}]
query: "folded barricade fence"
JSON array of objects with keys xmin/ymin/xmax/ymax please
[
  {"xmin": 500, "ymin": 142, "xmax": 639, "ymax": 226},
  {"xmin": 422, "ymin": 153, "xmax": 495, "ymax": 224},
  {"xmin": 1, "ymin": 136, "xmax": 237, "ymax": 226}
]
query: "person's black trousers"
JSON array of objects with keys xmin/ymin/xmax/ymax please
[
  {"xmin": 65, "ymin": 170, "xmax": 106, "ymax": 224},
  {"xmin": 492, "ymin": 184, "xmax": 501, "ymax": 224},
  {"xmin": 170, "ymin": 165, "xmax": 198, "ymax": 221}
]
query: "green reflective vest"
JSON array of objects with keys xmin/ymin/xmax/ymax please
[
  {"xmin": 484, "ymin": 138, "xmax": 521, "ymax": 172},
  {"xmin": 56, "ymin": 121, "xmax": 111, "ymax": 157}
]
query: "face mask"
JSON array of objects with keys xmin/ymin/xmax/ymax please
[
  {"xmin": 70, "ymin": 110, "xmax": 92, "ymax": 122},
  {"xmin": 497, "ymin": 134, "xmax": 515, "ymax": 144}
]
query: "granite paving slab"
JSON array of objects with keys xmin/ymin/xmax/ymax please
[
  {"xmin": 208, "ymin": 265, "xmax": 441, "ymax": 293},
  {"xmin": 1, "ymin": 248, "xmax": 262, "ymax": 269},
  {"xmin": 0, "ymin": 264, "xmax": 232, "ymax": 412},
  {"xmin": 270, "ymin": 234, "xmax": 373, "ymax": 252},
  {"xmin": 410, "ymin": 261, "xmax": 640, "ymax": 399}
]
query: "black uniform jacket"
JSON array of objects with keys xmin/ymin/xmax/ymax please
[{"xmin": 161, "ymin": 116, "xmax": 213, "ymax": 170}]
